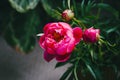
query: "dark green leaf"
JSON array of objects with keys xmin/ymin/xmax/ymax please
[
  {"xmin": 86, "ymin": 63, "xmax": 96, "ymax": 79},
  {"xmin": 85, "ymin": 0, "xmax": 96, "ymax": 14},
  {"xmin": 81, "ymin": 0, "xmax": 85, "ymax": 16},
  {"xmin": 55, "ymin": 62, "xmax": 68, "ymax": 68},
  {"xmin": 82, "ymin": 59, "xmax": 102, "ymax": 80},
  {"xmin": 74, "ymin": 63, "xmax": 79, "ymax": 80},
  {"xmin": 60, "ymin": 66, "xmax": 73, "ymax": 80},
  {"xmin": 106, "ymin": 27, "xmax": 118, "ymax": 34},
  {"xmin": 62, "ymin": 0, "xmax": 67, "ymax": 9},
  {"xmin": 68, "ymin": 72, "xmax": 74, "ymax": 80},
  {"xmin": 97, "ymin": 3, "xmax": 119, "ymax": 19}
]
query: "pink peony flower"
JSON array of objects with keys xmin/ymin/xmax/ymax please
[
  {"xmin": 82, "ymin": 27, "xmax": 100, "ymax": 43},
  {"xmin": 39, "ymin": 22, "xmax": 82, "ymax": 62},
  {"xmin": 62, "ymin": 9, "xmax": 74, "ymax": 21}
]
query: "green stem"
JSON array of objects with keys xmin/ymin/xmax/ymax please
[
  {"xmin": 98, "ymin": 43, "xmax": 103, "ymax": 61},
  {"xmin": 74, "ymin": 60, "xmax": 79, "ymax": 80},
  {"xmin": 73, "ymin": 18, "xmax": 86, "ymax": 29},
  {"xmin": 68, "ymin": 0, "xmax": 71, "ymax": 9}
]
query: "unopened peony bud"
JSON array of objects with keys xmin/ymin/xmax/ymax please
[
  {"xmin": 62, "ymin": 9, "xmax": 74, "ymax": 21},
  {"xmin": 83, "ymin": 27, "xmax": 100, "ymax": 43}
]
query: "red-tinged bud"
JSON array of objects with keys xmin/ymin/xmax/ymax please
[{"xmin": 62, "ymin": 9, "xmax": 74, "ymax": 21}]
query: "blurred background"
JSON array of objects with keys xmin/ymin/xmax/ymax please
[
  {"xmin": 0, "ymin": 0, "xmax": 69, "ymax": 80},
  {"xmin": 0, "ymin": 0, "xmax": 120, "ymax": 80},
  {"xmin": 0, "ymin": 36, "xmax": 69, "ymax": 80}
]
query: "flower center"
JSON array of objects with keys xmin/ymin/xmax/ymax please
[{"xmin": 53, "ymin": 32, "xmax": 64, "ymax": 42}]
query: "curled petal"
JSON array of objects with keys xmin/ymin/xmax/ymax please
[
  {"xmin": 46, "ymin": 47, "xmax": 55, "ymax": 55},
  {"xmin": 39, "ymin": 35, "xmax": 45, "ymax": 49},
  {"xmin": 44, "ymin": 51, "xmax": 55, "ymax": 62},
  {"xmin": 56, "ymin": 54, "xmax": 70, "ymax": 62},
  {"xmin": 45, "ymin": 37, "xmax": 55, "ymax": 48},
  {"xmin": 66, "ymin": 30, "xmax": 74, "ymax": 38},
  {"xmin": 67, "ymin": 38, "xmax": 75, "ymax": 53},
  {"xmin": 73, "ymin": 27, "xmax": 82, "ymax": 44},
  {"xmin": 58, "ymin": 22, "xmax": 72, "ymax": 31},
  {"xmin": 44, "ymin": 23, "xmax": 57, "ymax": 34},
  {"xmin": 45, "ymin": 38, "xmax": 56, "ymax": 55}
]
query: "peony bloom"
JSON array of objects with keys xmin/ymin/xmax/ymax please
[
  {"xmin": 39, "ymin": 22, "xmax": 82, "ymax": 62},
  {"xmin": 62, "ymin": 9, "xmax": 74, "ymax": 21},
  {"xmin": 82, "ymin": 27, "xmax": 100, "ymax": 43}
]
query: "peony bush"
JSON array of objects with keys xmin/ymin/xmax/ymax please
[{"xmin": 38, "ymin": 0, "xmax": 120, "ymax": 80}]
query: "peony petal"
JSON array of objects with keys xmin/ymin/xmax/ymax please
[
  {"xmin": 73, "ymin": 27, "xmax": 82, "ymax": 44},
  {"xmin": 45, "ymin": 38, "xmax": 56, "ymax": 55},
  {"xmin": 95, "ymin": 29, "xmax": 100, "ymax": 34},
  {"xmin": 43, "ymin": 23, "xmax": 57, "ymax": 35},
  {"xmin": 66, "ymin": 30, "xmax": 74, "ymax": 38},
  {"xmin": 56, "ymin": 54, "xmax": 70, "ymax": 62},
  {"xmin": 56, "ymin": 44, "xmax": 68, "ymax": 55},
  {"xmin": 58, "ymin": 22, "xmax": 72, "ymax": 31},
  {"xmin": 89, "ymin": 32, "xmax": 96, "ymax": 43},
  {"xmin": 39, "ymin": 35, "xmax": 45, "ymax": 49},
  {"xmin": 67, "ymin": 38, "xmax": 75, "ymax": 53},
  {"xmin": 83, "ymin": 27, "xmax": 100, "ymax": 43},
  {"xmin": 45, "ymin": 37, "xmax": 55, "ymax": 48},
  {"xmin": 44, "ymin": 51, "xmax": 55, "ymax": 62},
  {"xmin": 46, "ymin": 47, "xmax": 55, "ymax": 55}
]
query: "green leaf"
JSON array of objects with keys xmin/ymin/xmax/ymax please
[
  {"xmin": 74, "ymin": 63, "xmax": 79, "ymax": 80},
  {"xmin": 86, "ymin": 63, "xmax": 96, "ymax": 79},
  {"xmin": 67, "ymin": 0, "xmax": 71, "ymax": 9},
  {"xmin": 9, "ymin": 0, "xmax": 40, "ymax": 13},
  {"xmin": 90, "ymin": 49, "xmax": 94, "ymax": 60},
  {"xmin": 85, "ymin": 0, "xmax": 96, "ymax": 14},
  {"xmin": 60, "ymin": 66, "xmax": 73, "ymax": 80},
  {"xmin": 82, "ymin": 59, "xmax": 102, "ymax": 80},
  {"xmin": 62, "ymin": 0, "xmax": 67, "ymax": 9},
  {"xmin": 41, "ymin": 0, "xmax": 62, "ymax": 20},
  {"xmin": 55, "ymin": 62, "xmax": 68, "ymax": 68},
  {"xmin": 67, "ymin": 71, "xmax": 74, "ymax": 80},
  {"xmin": 81, "ymin": 0, "xmax": 85, "ymax": 17},
  {"xmin": 97, "ymin": 3, "xmax": 119, "ymax": 19},
  {"xmin": 106, "ymin": 27, "xmax": 118, "ymax": 34}
]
